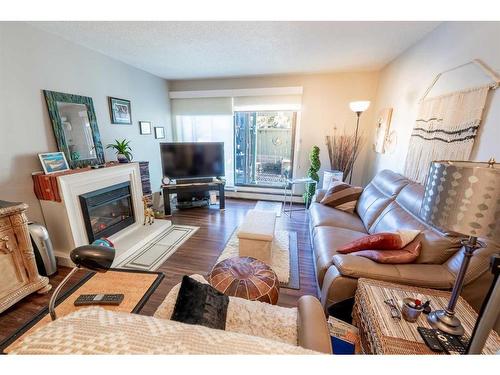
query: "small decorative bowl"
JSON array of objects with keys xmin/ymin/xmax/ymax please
[{"xmin": 401, "ymin": 298, "xmax": 423, "ymax": 322}]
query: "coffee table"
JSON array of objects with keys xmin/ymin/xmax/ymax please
[
  {"xmin": 352, "ymin": 278, "xmax": 500, "ymax": 354},
  {"xmin": 1, "ymin": 268, "xmax": 164, "ymax": 353}
]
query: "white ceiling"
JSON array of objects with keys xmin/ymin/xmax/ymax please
[{"xmin": 32, "ymin": 21, "xmax": 440, "ymax": 80}]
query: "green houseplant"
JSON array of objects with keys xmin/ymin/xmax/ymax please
[
  {"xmin": 304, "ymin": 145, "xmax": 320, "ymax": 206},
  {"xmin": 106, "ymin": 139, "xmax": 133, "ymax": 163}
]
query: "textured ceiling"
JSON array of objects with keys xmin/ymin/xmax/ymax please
[{"xmin": 32, "ymin": 21, "xmax": 440, "ymax": 79}]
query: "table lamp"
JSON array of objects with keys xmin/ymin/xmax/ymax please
[
  {"xmin": 48, "ymin": 245, "xmax": 115, "ymax": 320},
  {"xmin": 420, "ymin": 159, "xmax": 500, "ymax": 335},
  {"xmin": 348, "ymin": 100, "xmax": 370, "ymax": 184}
]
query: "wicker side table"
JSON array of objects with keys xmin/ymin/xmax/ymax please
[{"xmin": 352, "ymin": 278, "xmax": 500, "ymax": 355}]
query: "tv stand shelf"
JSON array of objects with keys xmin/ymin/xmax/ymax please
[{"xmin": 161, "ymin": 180, "xmax": 225, "ymax": 216}]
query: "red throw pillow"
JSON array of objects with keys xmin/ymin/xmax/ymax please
[
  {"xmin": 337, "ymin": 230, "xmax": 420, "ymax": 254},
  {"xmin": 350, "ymin": 241, "xmax": 422, "ymax": 264}
]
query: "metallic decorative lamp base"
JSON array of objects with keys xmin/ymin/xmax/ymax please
[{"xmin": 427, "ymin": 309, "xmax": 465, "ymax": 336}]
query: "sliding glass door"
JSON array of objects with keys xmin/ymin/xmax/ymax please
[{"xmin": 234, "ymin": 111, "xmax": 296, "ymax": 187}]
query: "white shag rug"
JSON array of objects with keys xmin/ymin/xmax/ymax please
[{"xmin": 216, "ymin": 229, "xmax": 290, "ymax": 284}]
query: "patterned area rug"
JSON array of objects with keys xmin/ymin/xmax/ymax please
[
  {"xmin": 215, "ymin": 229, "xmax": 300, "ymax": 290},
  {"xmin": 116, "ymin": 225, "xmax": 198, "ymax": 271},
  {"xmin": 254, "ymin": 200, "xmax": 283, "ymax": 217}
]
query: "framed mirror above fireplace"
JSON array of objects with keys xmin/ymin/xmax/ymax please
[
  {"xmin": 43, "ymin": 90, "xmax": 105, "ymax": 169},
  {"xmin": 79, "ymin": 181, "xmax": 135, "ymax": 243}
]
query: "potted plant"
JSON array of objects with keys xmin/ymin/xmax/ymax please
[
  {"xmin": 303, "ymin": 145, "xmax": 320, "ymax": 207},
  {"xmin": 106, "ymin": 139, "xmax": 133, "ymax": 163},
  {"xmin": 324, "ymin": 127, "xmax": 363, "ymax": 187}
]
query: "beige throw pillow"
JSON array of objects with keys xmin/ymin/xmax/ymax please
[{"xmin": 320, "ymin": 180, "xmax": 363, "ymax": 213}]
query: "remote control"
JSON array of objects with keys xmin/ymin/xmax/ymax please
[
  {"xmin": 417, "ymin": 327, "xmax": 468, "ymax": 354},
  {"xmin": 417, "ymin": 327, "xmax": 444, "ymax": 352},
  {"xmin": 74, "ymin": 293, "xmax": 124, "ymax": 306},
  {"xmin": 435, "ymin": 331, "xmax": 467, "ymax": 355}
]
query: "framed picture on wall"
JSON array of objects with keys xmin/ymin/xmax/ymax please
[
  {"xmin": 38, "ymin": 152, "xmax": 70, "ymax": 174},
  {"xmin": 139, "ymin": 121, "xmax": 152, "ymax": 135},
  {"xmin": 109, "ymin": 97, "xmax": 132, "ymax": 124},
  {"xmin": 154, "ymin": 126, "xmax": 165, "ymax": 139}
]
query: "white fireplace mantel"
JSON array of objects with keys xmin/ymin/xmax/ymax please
[{"xmin": 39, "ymin": 163, "xmax": 171, "ymax": 266}]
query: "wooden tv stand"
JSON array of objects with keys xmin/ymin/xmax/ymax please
[{"xmin": 161, "ymin": 179, "xmax": 225, "ymax": 216}]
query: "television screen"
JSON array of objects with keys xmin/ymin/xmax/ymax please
[{"xmin": 160, "ymin": 142, "xmax": 225, "ymax": 179}]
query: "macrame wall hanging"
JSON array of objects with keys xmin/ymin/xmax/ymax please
[{"xmin": 404, "ymin": 59, "xmax": 500, "ymax": 184}]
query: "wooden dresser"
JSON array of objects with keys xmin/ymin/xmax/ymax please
[{"xmin": 0, "ymin": 200, "xmax": 51, "ymax": 313}]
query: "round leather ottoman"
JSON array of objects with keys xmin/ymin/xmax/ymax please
[{"xmin": 209, "ymin": 256, "xmax": 280, "ymax": 305}]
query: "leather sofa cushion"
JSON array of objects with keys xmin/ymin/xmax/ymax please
[
  {"xmin": 395, "ymin": 182, "xmax": 425, "ymax": 218},
  {"xmin": 331, "ymin": 254, "xmax": 456, "ymax": 289},
  {"xmin": 356, "ymin": 170, "xmax": 409, "ymax": 230},
  {"xmin": 309, "ymin": 202, "xmax": 367, "ymax": 233},
  {"xmin": 370, "ymin": 201, "xmax": 462, "ymax": 264},
  {"xmin": 312, "ymin": 226, "xmax": 367, "ymax": 286}
]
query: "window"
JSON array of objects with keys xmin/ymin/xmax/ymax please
[
  {"xmin": 234, "ymin": 111, "xmax": 296, "ymax": 187},
  {"xmin": 170, "ymin": 89, "xmax": 302, "ymax": 190},
  {"xmin": 174, "ymin": 114, "xmax": 234, "ymax": 187}
]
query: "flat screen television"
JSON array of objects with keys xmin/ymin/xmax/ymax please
[{"xmin": 160, "ymin": 142, "xmax": 225, "ymax": 179}]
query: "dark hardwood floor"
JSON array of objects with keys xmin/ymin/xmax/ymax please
[{"xmin": 0, "ymin": 198, "xmax": 318, "ymax": 342}]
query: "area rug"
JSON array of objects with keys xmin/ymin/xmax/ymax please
[
  {"xmin": 116, "ymin": 225, "xmax": 199, "ymax": 271},
  {"xmin": 254, "ymin": 200, "xmax": 282, "ymax": 217},
  {"xmin": 215, "ymin": 229, "xmax": 300, "ymax": 290}
]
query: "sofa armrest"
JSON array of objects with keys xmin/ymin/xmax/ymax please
[
  {"xmin": 312, "ymin": 189, "xmax": 327, "ymax": 203},
  {"xmin": 297, "ymin": 295, "xmax": 332, "ymax": 354},
  {"xmin": 332, "ymin": 254, "xmax": 456, "ymax": 289}
]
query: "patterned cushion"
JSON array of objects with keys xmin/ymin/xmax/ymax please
[{"xmin": 319, "ymin": 181, "xmax": 363, "ymax": 213}]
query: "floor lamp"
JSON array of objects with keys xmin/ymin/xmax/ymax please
[
  {"xmin": 348, "ymin": 101, "xmax": 370, "ymax": 184},
  {"xmin": 420, "ymin": 159, "xmax": 500, "ymax": 335}
]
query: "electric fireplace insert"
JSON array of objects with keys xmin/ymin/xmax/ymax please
[{"xmin": 79, "ymin": 181, "xmax": 135, "ymax": 243}]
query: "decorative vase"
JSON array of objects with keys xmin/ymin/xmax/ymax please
[
  {"xmin": 117, "ymin": 153, "xmax": 129, "ymax": 163},
  {"xmin": 322, "ymin": 170, "xmax": 344, "ymax": 189}
]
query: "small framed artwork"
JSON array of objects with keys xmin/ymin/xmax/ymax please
[
  {"xmin": 109, "ymin": 97, "xmax": 132, "ymax": 124},
  {"xmin": 154, "ymin": 126, "xmax": 165, "ymax": 139},
  {"xmin": 139, "ymin": 121, "xmax": 152, "ymax": 135},
  {"xmin": 373, "ymin": 108, "xmax": 393, "ymax": 154},
  {"xmin": 38, "ymin": 152, "xmax": 70, "ymax": 174}
]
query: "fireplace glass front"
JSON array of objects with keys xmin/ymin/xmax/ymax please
[{"xmin": 79, "ymin": 181, "xmax": 135, "ymax": 243}]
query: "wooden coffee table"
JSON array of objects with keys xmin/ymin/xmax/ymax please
[
  {"xmin": 1, "ymin": 268, "xmax": 164, "ymax": 353},
  {"xmin": 352, "ymin": 278, "xmax": 500, "ymax": 354}
]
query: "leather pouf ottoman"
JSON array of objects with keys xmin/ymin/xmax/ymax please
[{"xmin": 209, "ymin": 256, "xmax": 280, "ymax": 305}]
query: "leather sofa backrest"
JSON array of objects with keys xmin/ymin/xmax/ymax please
[
  {"xmin": 356, "ymin": 170, "xmax": 409, "ymax": 230},
  {"xmin": 370, "ymin": 183, "xmax": 463, "ymax": 264}
]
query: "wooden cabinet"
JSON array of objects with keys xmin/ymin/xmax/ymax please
[{"xmin": 0, "ymin": 201, "xmax": 51, "ymax": 313}]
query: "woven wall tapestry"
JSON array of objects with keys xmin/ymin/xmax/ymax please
[{"xmin": 404, "ymin": 85, "xmax": 490, "ymax": 184}]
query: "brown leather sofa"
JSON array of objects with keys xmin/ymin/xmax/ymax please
[{"xmin": 309, "ymin": 170, "xmax": 499, "ymax": 315}]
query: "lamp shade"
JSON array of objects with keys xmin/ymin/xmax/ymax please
[
  {"xmin": 420, "ymin": 160, "xmax": 500, "ymax": 242},
  {"xmin": 70, "ymin": 245, "xmax": 115, "ymax": 272},
  {"xmin": 349, "ymin": 101, "xmax": 371, "ymax": 113}
]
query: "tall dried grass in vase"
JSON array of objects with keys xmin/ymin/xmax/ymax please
[{"xmin": 325, "ymin": 128, "xmax": 363, "ymax": 183}]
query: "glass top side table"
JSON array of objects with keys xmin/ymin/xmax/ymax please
[{"xmin": 282, "ymin": 177, "xmax": 317, "ymax": 217}]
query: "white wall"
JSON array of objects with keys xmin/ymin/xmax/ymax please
[
  {"xmin": 368, "ymin": 22, "xmax": 500, "ymax": 182},
  {"xmin": 0, "ymin": 22, "xmax": 172, "ymax": 223},
  {"xmin": 170, "ymin": 72, "xmax": 380, "ymax": 188}
]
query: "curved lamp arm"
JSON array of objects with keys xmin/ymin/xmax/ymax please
[{"xmin": 48, "ymin": 266, "xmax": 80, "ymax": 321}]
